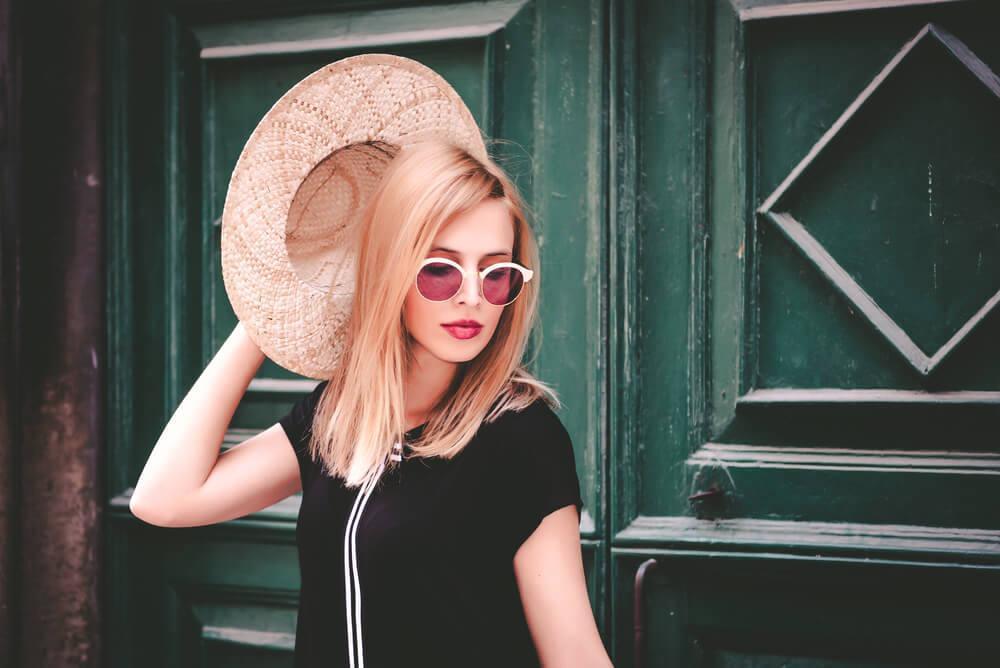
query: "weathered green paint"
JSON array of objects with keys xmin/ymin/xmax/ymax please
[
  {"xmin": 614, "ymin": 549, "xmax": 1000, "ymax": 666},
  {"xmin": 612, "ymin": 0, "xmax": 1000, "ymax": 664}
]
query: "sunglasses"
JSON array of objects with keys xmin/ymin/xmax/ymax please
[{"xmin": 416, "ymin": 257, "xmax": 534, "ymax": 306}]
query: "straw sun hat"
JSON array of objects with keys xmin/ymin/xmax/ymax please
[{"xmin": 221, "ymin": 53, "xmax": 488, "ymax": 379}]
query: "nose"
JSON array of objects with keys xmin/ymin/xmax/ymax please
[{"xmin": 456, "ymin": 266, "xmax": 482, "ymax": 306}]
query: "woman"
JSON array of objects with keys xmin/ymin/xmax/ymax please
[{"xmin": 130, "ymin": 140, "xmax": 613, "ymax": 667}]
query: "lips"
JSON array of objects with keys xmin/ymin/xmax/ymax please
[{"xmin": 441, "ymin": 323, "xmax": 483, "ymax": 340}]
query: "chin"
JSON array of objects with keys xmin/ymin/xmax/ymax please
[
  {"xmin": 432, "ymin": 344, "xmax": 487, "ymax": 364},
  {"xmin": 425, "ymin": 330, "xmax": 493, "ymax": 363},
  {"xmin": 408, "ymin": 323, "xmax": 496, "ymax": 364}
]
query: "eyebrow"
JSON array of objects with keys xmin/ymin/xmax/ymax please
[{"xmin": 430, "ymin": 246, "xmax": 513, "ymax": 258}]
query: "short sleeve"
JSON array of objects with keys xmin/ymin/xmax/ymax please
[
  {"xmin": 279, "ymin": 380, "xmax": 329, "ymax": 488},
  {"xmin": 505, "ymin": 401, "xmax": 585, "ymax": 555}
]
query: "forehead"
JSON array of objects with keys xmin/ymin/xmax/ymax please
[{"xmin": 430, "ymin": 199, "xmax": 514, "ymax": 256}]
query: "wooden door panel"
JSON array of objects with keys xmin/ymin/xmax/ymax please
[
  {"xmin": 615, "ymin": 0, "xmax": 1000, "ymax": 538},
  {"xmin": 614, "ymin": 0, "xmax": 1000, "ymax": 664},
  {"xmin": 754, "ymin": 19, "xmax": 1000, "ymax": 380},
  {"xmin": 614, "ymin": 551, "xmax": 1000, "ymax": 667},
  {"xmin": 731, "ymin": 4, "xmax": 1000, "ymax": 528},
  {"xmin": 160, "ymin": 533, "xmax": 300, "ymax": 666}
]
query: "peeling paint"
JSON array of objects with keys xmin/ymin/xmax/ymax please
[{"xmin": 927, "ymin": 162, "xmax": 934, "ymax": 224}]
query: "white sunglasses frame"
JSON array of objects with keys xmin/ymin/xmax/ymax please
[{"xmin": 416, "ymin": 256, "xmax": 534, "ymax": 306}]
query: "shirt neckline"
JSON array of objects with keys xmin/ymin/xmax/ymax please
[{"xmin": 404, "ymin": 421, "xmax": 427, "ymax": 440}]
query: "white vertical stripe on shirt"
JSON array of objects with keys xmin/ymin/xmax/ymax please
[{"xmin": 343, "ymin": 446, "xmax": 395, "ymax": 668}]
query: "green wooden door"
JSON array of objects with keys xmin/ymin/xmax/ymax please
[
  {"xmin": 106, "ymin": 0, "xmax": 1000, "ymax": 666},
  {"xmin": 612, "ymin": 0, "xmax": 1000, "ymax": 666},
  {"xmin": 105, "ymin": 1, "xmax": 606, "ymax": 666}
]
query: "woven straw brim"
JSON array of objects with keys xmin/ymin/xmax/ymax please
[{"xmin": 221, "ymin": 53, "xmax": 487, "ymax": 379}]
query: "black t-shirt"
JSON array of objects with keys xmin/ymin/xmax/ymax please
[{"xmin": 278, "ymin": 380, "xmax": 585, "ymax": 668}]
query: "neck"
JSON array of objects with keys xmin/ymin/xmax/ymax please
[{"xmin": 404, "ymin": 345, "xmax": 460, "ymax": 429}]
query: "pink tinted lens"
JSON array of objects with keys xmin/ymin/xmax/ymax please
[
  {"xmin": 417, "ymin": 262, "xmax": 463, "ymax": 301},
  {"xmin": 483, "ymin": 266, "xmax": 524, "ymax": 305}
]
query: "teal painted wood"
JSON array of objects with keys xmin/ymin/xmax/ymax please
[
  {"xmin": 528, "ymin": 0, "xmax": 611, "ymax": 640},
  {"xmin": 527, "ymin": 0, "xmax": 608, "ymax": 537},
  {"xmin": 731, "ymin": 0, "xmax": 972, "ymax": 21},
  {"xmin": 755, "ymin": 22, "xmax": 1000, "ymax": 378},
  {"xmin": 613, "ymin": 548, "xmax": 1000, "ymax": 666},
  {"xmin": 104, "ymin": 1, "xmax": 137, "ymax": 664},
  {"xmin": 613, "ymin": 0, "xmax": 1000, "ymax": 538},
  {"xmin": 611, "ymin": 0, "xmax": 714, "ymax": 529},
  {"xmin": 612, "ymin": 0, "xmax": 1000, "ymax": 664},
  {"xmin": 106, "ymin": 0, "xmax": 609, "ymax": 664}
]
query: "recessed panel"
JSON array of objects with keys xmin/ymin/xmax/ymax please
[
  {"xmin": 754, "ymin": 8, "xmax": 1000, "ymax": 387},
  {"xmin": 614, "ymin": 551, "xmax": 1000, "ymax": 666}
]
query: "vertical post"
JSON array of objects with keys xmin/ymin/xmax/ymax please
[
  {"xmin": 0, "ymin": 0, "xmax": 23, "ymax": 663},
  {"xmin": 9, "ymin": 0, "xmax": 105, "ymax": 665}
]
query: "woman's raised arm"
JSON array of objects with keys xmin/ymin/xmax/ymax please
[{"xmin": 129, "ymin": 322, "xmax": 301, "ymax": 527}]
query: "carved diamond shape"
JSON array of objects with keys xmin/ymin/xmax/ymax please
[{"xmin": 758, "ymin": 23, "xmax": 1000, "ymax": 376}]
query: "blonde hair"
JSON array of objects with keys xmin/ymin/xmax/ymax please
[{"xmin": 307, "ymin": 138, "xmax": 559, "ymax": 488}]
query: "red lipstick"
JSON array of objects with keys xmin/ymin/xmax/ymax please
[{"xmin": 442, "ymin": 319, "xmax": 483, "ymax": 340}]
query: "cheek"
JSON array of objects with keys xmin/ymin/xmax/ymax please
[
  {"xmin": 403, "ymin": 287, "xmax": 428, "ymax": 332},
  {"xmin": 482, "ymin": 308, "xmax": 504, "ymax": 335},
  {"xmin": 403, "ymin": 285, "xmax": 446, "ymax": 342}
]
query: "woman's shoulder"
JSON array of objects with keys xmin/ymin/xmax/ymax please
[
  {"xmin": 477, "ymin": 396, "xmax": 584, "ymax": 547},
  {"xmin": 279, "ymin": 380, "xmax": 329, "ymax": 440},
  {"xmin": 480, "ymin": 396, "xmax": 571, "ymax": 456},
  {"xmin": 487, "ymin": 395, "xmax": 557, "ymax": 426}
]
